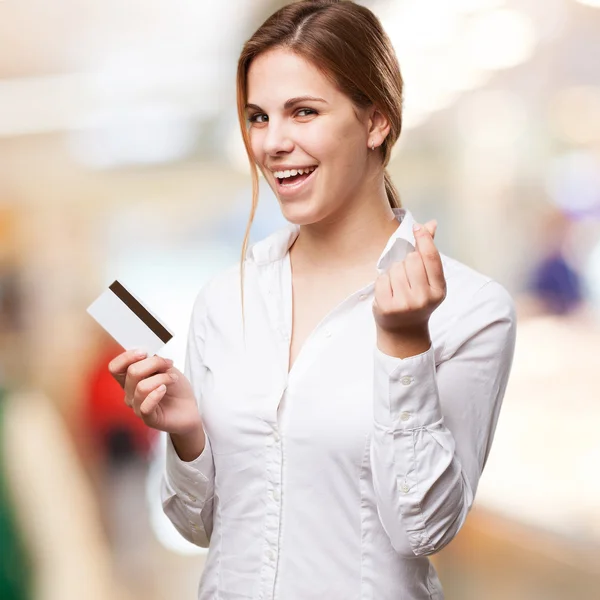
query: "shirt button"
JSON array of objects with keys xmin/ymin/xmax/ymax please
[
  {"xmin": 273, "ymin": 431, "xmax": 280, "ymax": 442},
  {"xmin": 267, "ymin": 549, "xmax": 276, "ymax": 561},
  {"xmin": 272, "ymin": 489, "xmax": 280, "ymax": 501},
  {"xmin": 187, "ymin": 493, "xmax": 197, "ymax": 502},
  {"xmin": 359, "ymin": 294, "xmax": 368, "ymax": 301},
  {"xmin": 400, "ymin": 411, "xmax": 411, "ymax": 422},
  {"xmin": 401, "ymin": 376, "xmax": 414, "ymax": 386},
  {"xmin": 400, "ymin": 483, "xmax": 410, "ymax": 493}
]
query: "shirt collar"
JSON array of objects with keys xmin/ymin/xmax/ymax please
[{"xmin": 247, "ymin": 207, "xmax": 418, "ymax": 274}]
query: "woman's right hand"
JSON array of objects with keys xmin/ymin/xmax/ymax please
[{"xmin": 108, "ymin": 349, "xmax": 203, "ymax": 438}]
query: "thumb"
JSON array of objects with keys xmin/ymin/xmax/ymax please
[{"xmin": 424, "ymin": 219, "xmax": 437, "ymax": 239}]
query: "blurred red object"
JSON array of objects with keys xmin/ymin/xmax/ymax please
[{"xmin": 84, "ymin": 339, "xmax": 158, "ymax": 464}]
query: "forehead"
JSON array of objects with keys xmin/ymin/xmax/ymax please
[{"xmin": 247, "ymin": 48, "xmax": 336, "ymax": 106}]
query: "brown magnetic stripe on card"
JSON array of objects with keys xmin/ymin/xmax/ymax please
[{"xmin": 109, "ymin": 280, "xmax": 173, "ymax": 344}]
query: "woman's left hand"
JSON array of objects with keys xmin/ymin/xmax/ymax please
[{"xmin": 373, "ymin": 220, "xmax": 447, "ymax": 336}]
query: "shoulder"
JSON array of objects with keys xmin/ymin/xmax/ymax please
[
  {"xmin": 440, "ymin": 252, "xmax": 515, "ymax": 312},
  {"xmin": 190, "ymin": 262, "xmax": 242, "ymax": 318},
  {"xmin": 432, "ymin": 252, "xmax": 516, "ymax": 358}
]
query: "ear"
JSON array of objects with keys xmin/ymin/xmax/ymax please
[{"xmin": 368, "ymin": 106, "xmax": 391, "ymax": 148}]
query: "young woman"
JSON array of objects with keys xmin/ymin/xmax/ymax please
[{"xmin": 109, "ymin": 1, "xmax": 517, "ymax": 598}]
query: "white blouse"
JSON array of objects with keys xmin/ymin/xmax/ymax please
[{"xmin": 161, "ymin": 207, "xmax": 517, "ymax": 600}]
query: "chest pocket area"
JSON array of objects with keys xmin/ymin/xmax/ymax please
[{"xmin": 200, "ymin": 337, "xmax": 279, "ymax": 456}]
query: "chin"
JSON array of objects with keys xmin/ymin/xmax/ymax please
[{"xmin": 279, "ymin": 200, "xmax": 324, "ymax": 226}]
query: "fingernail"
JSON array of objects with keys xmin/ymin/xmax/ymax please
[
  {"xmin": 169, "ymin": 372, "xmax": 178, "ymax": 381},
  {"xmin": 413, "ymin": 223, "xmax": 422, "ymax": 233},
  {"xmin": 134, "ymin": 349, "xmax": 147, "ymax": 358}
]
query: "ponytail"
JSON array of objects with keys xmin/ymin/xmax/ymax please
[{"xmin": 384, "ymin": 170, "xmax": 401, "ymax": 209}]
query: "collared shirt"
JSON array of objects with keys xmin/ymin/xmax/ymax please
[{"xmin": 161, "ymin": 207, "xmax": 517, "ymax": 600}]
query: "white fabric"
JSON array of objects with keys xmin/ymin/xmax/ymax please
[{"xmin": 160, "ymin": 208, "xmax": 517, "ymax": 600}]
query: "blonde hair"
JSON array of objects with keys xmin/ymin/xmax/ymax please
[{"xmin": 236, "ymin": 0, "xmax": 404, "ymax": 328}]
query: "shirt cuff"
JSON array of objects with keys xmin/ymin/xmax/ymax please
[
  {"xmin": 373, "ymin": 344, "xmax": 443, "ymax": 429},
  {"xmin": 165, "ymin": 429, "xmax": 214, "ymax": 500}
]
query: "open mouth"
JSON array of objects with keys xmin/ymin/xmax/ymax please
[{"xmin": 275, "ymin": 166, "xmax": 318, "ymax": 191}]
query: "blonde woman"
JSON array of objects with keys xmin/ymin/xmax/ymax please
[{"xmin": 109, "ymin": 1, "xmax": 517, "ymax": 598}]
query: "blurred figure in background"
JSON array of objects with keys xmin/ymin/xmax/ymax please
[{"xmin": 526, "ymin": 207, "xmax": 585, "ymax": 316}]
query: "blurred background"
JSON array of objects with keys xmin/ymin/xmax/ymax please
[{"xmin": 1, "ymin": 0, "xmax": 599, "ymax": 598}]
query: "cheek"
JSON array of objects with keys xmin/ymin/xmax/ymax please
[{"xmin": 248, "ymin": 130, "xmax": 264, "ymax": 161}]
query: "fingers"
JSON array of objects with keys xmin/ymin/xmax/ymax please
[
  {"xmin": 388, "ymin": 262, "xmax": 409, "ymax": 300},
  {"xmin": 108, "ymin": 348, "xmax": 149, "ymax": 387},
  {"xmin": 131, "ymin": 369, "xmax": 177, "ymax": 416},
  {"xmin": 427, "ymin": 219, "xmax": 437, "ymax": 239},
  {"xmin": 139, "ymin": 384, "xmax": 167, "ymax": 418},
  {"xmin": 413, "ymin": 221, "xmax": 445, "ymax": 296},
  {"xmin": 403, "ymin": 251, "xmax": 429, "ymax": 303},
  {"xmin": 123, "ymin": 354, "xmax": 174, "ymax": 401}
]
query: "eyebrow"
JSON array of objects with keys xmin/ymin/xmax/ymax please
[{"xmin": 245, "ymin": 96, "xmax": 328, "ymax": 112}]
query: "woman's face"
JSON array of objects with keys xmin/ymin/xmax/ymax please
[{"xmin": 246, "ymin": 48, "xmax": 373, "ymax": 225}]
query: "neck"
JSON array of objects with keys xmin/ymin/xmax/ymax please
[{"xmin": 289, "ymin": 187, "xmax": 400, "ymax": 275}]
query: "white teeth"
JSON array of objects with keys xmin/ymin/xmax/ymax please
[{"xmin": 274, "ymin": 166, "xmax": 316, "ymax": 179}]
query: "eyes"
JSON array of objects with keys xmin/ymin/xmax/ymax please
[{"xmin": 247, "ymin": 108, "xmax": 317, "ymax": 125}]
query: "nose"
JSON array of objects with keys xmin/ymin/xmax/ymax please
[{"xmin": 262, "ymin": 117, "xmax": 294, "ymax": 156}]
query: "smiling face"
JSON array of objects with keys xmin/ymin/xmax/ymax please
[{"xmin": 245, "ymin": 48, "xmax": 374, "ymax": 225}]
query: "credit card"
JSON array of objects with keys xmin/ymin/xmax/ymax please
[{"xmin": 86, "ymin": 280, "xmax": 174, "ymax": 356}]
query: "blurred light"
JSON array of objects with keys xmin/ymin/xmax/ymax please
[
  {"xmin": 453, "ymin": 0, "xmax": 505, "ymax": 11},
  {"xmin": 527, "ymin": 0, "xmax": 568, "ymax": 41},
  {"xmin": 549, "ymin": 86, "xmax": 600, "ymax": 145},
  {"xmin": 465, "ymin": 9, "xmax": 537, "ymax": 70},
  {"xmin": 575, "ymin": 0, "xmax": 600, "ymax": 7},
  {"xmin": 456, "ymin": 90, "xmax": 527, "ymax": 149},
  {"xmin": 0, "ymin": 74, "xmax": 83, "ymax": 136},
  {"xmin": 545, "ymin": 151, "xmax": 600, "ymax": 217},
  {"xmin": 586, "ymin": 239, "xmax": 600, "ymax": 318},
  {"xmin": 68, "ymin": 104, "xmax": 199, "ymax": 168},
  {"xmin": 383, "ymin": 1, "xmax": 460, "ymax": 51},
  {"xmin": 0, "ymin": 64, "xmax": 220, "ymax": 138},
  {"xmin": 226, "ymin": 121, "xmax": 253, "ymax": 175},
  {"xmin": 378, "ymin": 1, "xmax": 534, "ymax": 132}
]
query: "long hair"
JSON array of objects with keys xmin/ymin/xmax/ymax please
[{"xmin": 236, "ymin": 0, "xmax": 404, "ymax": 328}]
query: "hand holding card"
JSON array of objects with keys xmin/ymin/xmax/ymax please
[
  {"xmin": 107, "ymin": 349, "xmax": 203, "ymax": 445},
  {"xmin": 88, "ymin": 281, "xmax": 205, "ymax": 458}
]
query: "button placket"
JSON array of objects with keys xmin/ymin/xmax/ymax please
[{"xmin": 259, "ymin": 423, "xmax": 284, "ymax": 599}]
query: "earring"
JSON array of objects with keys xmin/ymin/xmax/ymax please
[{"xmin": 371, "ymin": 141, "xmax": 376, "ymax": 151}]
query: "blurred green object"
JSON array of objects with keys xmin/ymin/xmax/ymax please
[{"xmin": 0, "ymin": 389, "xmax": 32, "ymax": 600}]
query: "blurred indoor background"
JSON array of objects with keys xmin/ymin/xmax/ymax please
[{"xmin": 1, "ymin": 0, "xmax": 599, "ymax": 599}]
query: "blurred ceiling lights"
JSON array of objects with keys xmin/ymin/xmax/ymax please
[
  {"xmin": 378, "ymin": 0, "xmax": 537, "ymax": 131},
  {"xmin": 549, "ymin": 86, "xmax": 600, "ymax": 145},
  {"xmin": 0, "ymin": 0, "xmax": 597, "ymax": 170}
]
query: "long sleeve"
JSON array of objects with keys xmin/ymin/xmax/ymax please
[
  {"xmin": 160, "ymin": 284, "xmax": 215, "ymax": 548},
  {"xmin": 370, "ymin": 279, "xmax": 517, "ymax": 558}
]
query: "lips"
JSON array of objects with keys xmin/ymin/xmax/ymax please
[{"xmin": 274, "ymin": 166, "xmax": 318, "ymax": 197}]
